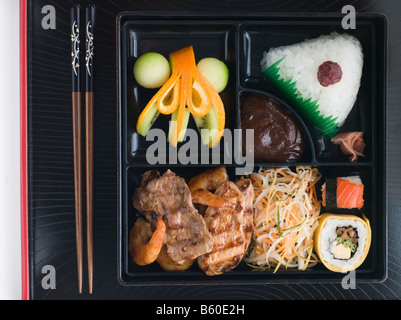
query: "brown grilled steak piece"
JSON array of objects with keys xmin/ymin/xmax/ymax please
[{"xmin": 133, "ymin": 170, "xmax": 213, "ymax": 264}]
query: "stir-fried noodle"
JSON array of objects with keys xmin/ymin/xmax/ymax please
[{"xmin": 245, "ymin": 167, "xmax": 322, "ymax": 272}]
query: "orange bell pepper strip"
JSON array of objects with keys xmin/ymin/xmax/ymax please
[{"xmin": 156, "ymin": 72, "xmax": 181, "ymax": 115}]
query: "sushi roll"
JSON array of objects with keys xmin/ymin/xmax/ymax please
[
  {"xmin": 261, "ymin": 32, "xmax": 364, "ymax": 139},
  {"xmin": 322, "ymin": 176, "xmax": 364, "ymax": 210},
  {"xmin": 314, "ymin": 214, "xmax": 371, "ymax": 273}
]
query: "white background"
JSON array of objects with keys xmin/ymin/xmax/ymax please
[{"xmin": 0, "ymin": 0, "xmax": 22, "ymax": 300}]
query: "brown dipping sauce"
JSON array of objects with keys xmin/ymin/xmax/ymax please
[{"xmin": 241, "ymin": 93, "xmax": 306, "ymax": 162}]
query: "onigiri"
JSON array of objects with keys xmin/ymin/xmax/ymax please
[{"xmin": 261, "ymin": 32, "xmax": 364, "ymax": 139}]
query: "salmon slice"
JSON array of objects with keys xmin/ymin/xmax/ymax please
[{"xmin": 337, "ymin": 177, "xmax": 364, "ymax": 210}]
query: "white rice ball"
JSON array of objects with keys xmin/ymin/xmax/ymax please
[{"xmin": 261, "ymin": 32, "xmax": 364, "ymax": 126}]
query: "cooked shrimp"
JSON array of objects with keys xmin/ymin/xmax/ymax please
[
  {"xmin": 188, "ymin": 167, "xmax": 235, "ymax": 208},
  {"xmin": 129, "ymin": 218, "xmax": 166, "ymax": 266},
  {"xmin": 156, "ymin": 246, "xmax": 195, "ymax": 271}
]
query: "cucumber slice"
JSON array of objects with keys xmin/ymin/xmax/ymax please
[
  {"xmin": 137, "ymin": 103, "xmax": 160, "ymax": 137},
  {"xmin": 197, "ymin": 58, "xmax": 229, "ymax": 93},
  {"xmin": 168, "ymin": 108, "xmax": 191, "ymax": 144},
  {"xmin": 193, "ymin": 105, "xmax": 220, "ymax": 146}
]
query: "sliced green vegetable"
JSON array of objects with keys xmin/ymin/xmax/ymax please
[
  {"xmin": 335, "ymin": 237, "xmax": 358, "ymax": 253},
  {"xmin": 168, "ymin": 108, "xmax": 191, "ymax": 144},
  {"xmin": 137, "ymin": 103, "xmax": 160, "ymax": 137},
  {"xmin": 335, "ymin": 236, "xmax": 345, "ymax": 244},
  {"xmin": 193, "ymin": 104, "xmax": 221, "ymax": 146}
]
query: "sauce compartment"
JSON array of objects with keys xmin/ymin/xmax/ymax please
[{"xmin": 239, "ymin": 89, "xmax": 315, "ymax": 164}]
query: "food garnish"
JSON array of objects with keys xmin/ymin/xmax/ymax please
[
  {"xmin": 197, "ymin": 58, "xmax": 229, "ymax": 94},
  {"xmin": 134, "ymin": 52, "xmax": 171, "ymax": 89},
  {"xmin": 136, "ymin": 46, "xmax": 226, "ymax": 148},
  {"xmin": 136, "ymin": 102, "xmax": 160, "ymax": 138},
  {"xmin": 331, "ymin": 132, "xmax": 366, "ymax": 162},
  {"xmin": 317, "ymin": 61, "xmax": 343, "ymax": 87}
]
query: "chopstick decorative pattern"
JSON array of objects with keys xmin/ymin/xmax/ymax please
[
  {"xmin": 71, "ymin": 19, "xmax": 80, "ymax": 77},
  {"xmin": 71, "ymin": 3, "xmax": 96, "ymax": 295},
  {"xmin": 85, "ymin": 4, "xmax": 95, "ymax": 92},
  {"xmin": 85, "ymin": 17, "xmax": 94, "ymax": 77}
]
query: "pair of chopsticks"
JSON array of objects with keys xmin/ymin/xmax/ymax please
[{"xmin": 71, "ymin": 4, "xmax": 96, "ymax": 295}]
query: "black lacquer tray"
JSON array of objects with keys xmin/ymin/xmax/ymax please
[
  {"xmin": 26, "ymin": 0, "xmax": 401, "ymax": 301},
  {"xmin": 117, "ymin": 13, "xmax": 387, "ymax": 286}
]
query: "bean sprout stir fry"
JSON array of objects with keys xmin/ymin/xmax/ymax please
[{"xmin": 245, "ymin": 167, "xmax": 322, "ymax": 272}]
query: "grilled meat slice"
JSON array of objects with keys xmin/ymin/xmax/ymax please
[
  {"xmin": 235, "ymin": 178, "xmax": 255, "ymax": 251},
  {"xmin": 133, "ymin": 170, "xmax": 213, "ymax": 264},
  {"xmin": 197, "ymin": 180, "xmax": 254, "ymax": 276}
]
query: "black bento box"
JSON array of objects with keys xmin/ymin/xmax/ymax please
[{"xmin": 117, "ymin": 12, "xmax": 387, "ymax": 286}]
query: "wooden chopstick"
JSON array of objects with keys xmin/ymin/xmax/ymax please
[
  {"xmin": 71, "ymin": 4, "xmax": 83, "ymax": 294},
  {"xmin": 85, "ymin": 4, "xmax": 96, "ymax": 295}
]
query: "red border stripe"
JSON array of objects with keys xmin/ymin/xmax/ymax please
[{"xmin": 20, "ymin": 0, "xmax": 29, "ymax": 301}]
